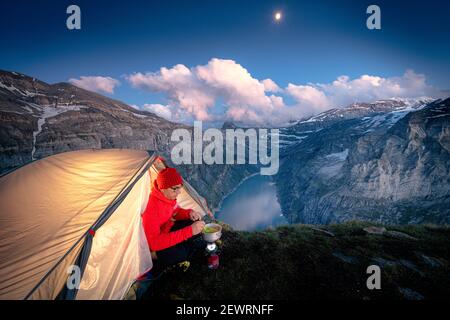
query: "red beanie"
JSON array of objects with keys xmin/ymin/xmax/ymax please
[{"xmin": 156, "ymin": 168, "xmax": 183, "ymax": 190}]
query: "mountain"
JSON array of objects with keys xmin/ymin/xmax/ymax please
[
  {"xmin": 1, "ymin": 70, "xmax": 449, "ymax": 225},
  {"xmin": 221, "ymin": 120, "xmax": 238, "ymax": 129},
  {"xmin": 279, "ymin": 98, "xmax": 433, "ymax": 148},
  {"xmin": 0, "ymin": 70, "xmax": 180, "ymax": 169},
  {"xmin": 0, "ymin": 70, "xmax": 254, "ymax": 209},
  {"xmin": 276, "ymin": 98, "xmax": 450, "ymax": 224}
]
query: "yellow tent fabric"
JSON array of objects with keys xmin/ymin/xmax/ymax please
[{"xmin": 0, "ymin": 149, "xmax": 210, "ymax": 300}]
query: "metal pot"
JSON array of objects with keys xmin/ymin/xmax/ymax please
[{"xmin": 202, "ymin": 223, "xmax": 222, "ymax": 242}]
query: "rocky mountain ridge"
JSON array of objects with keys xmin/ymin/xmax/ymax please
[
  {"xmin": 276, "ymin": 98, "xmax": 450, "ymax": 224},
  {"xmin": 1, "ymin": 70, "xmax": 449, "ymax": 224},
  {"xmin": 0, "ymin": 70, "xmax": 252, "ymax": 210}
]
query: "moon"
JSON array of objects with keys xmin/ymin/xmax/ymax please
[{"xmin": 274, "ymin": 11, "xmax": 282, "ymax": 21}]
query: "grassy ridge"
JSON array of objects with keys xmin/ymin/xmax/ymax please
[{"xmin": 141, "ymin": 221, "xmax": 450, "ymax": 300}]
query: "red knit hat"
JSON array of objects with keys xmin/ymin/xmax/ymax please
[{"xmin": 156, "ymin": 168, "xmax": 183, "ymax": 190}]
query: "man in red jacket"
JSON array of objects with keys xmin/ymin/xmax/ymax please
[{"xmin": 142, "ymin": 167, "xmax": 206, "ymax": 276}]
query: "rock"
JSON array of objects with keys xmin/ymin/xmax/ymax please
[
  {"xmin": 398, "ymin": 287, "xmax": 424, "ymax": 300},
  {"xmin": 398, "ymin": 260, "xmax": 425, "ymax": 277},
  {"xmin": 372, "ymin": 257, "xmax": 397, "ymax": 267},
  {"xmin": 0, "ymin": 70, "xmax": 257, "ymax": 210},
  {"xmin": 385, "ymin": 231, "xmax": 418, "ymax": 241},
  {"xmin": 221, "ymin": 121, "xmax": 238, "ymax": 129},
  {"xmin": 332, "ymin": 252, "xmax": 359, "ymax": 264},
  {"xmin": 417, "ymin": 253, "xmax": 444, "ymax": 268},
  {"xmin": 275, "ymin": 97, "xmax": 450, "ymax": 225},
  {"xmin": 307, "ymin": 226, "xmax": 335, "ymax": 237},
  {"xmin": 363, "ymin": 226, "xmax": 386, "ymax": 235}
]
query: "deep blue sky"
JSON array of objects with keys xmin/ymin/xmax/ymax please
[{"xmin": 1, "ymin": 0, "xmax": 449, "ymax": 112}]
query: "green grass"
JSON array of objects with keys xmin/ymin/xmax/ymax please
[{"xmin": 139, "ymin": 221, "xmax": 450, "ymax": 300}]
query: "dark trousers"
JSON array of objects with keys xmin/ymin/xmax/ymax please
[{"xmin": 151, "ymin": 220, "xmax": 206, "ymax": 276}]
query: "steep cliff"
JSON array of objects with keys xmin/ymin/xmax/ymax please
[{"xmin": 276, "ymin": 98, "xmax": 450, "ymax": 224}]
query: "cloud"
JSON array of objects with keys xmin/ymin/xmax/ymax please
[
  {"xmin": 127, "ymin": 64, "xmax": 215, "ymax": 121},
  {"xmin": 262, "ymin": 79, "xmax": 281, "ymax": 93},
  {"xmin": 285, "ymin": 84, "xmax": 330, "ymax": 114},
  {"xmin": 127, "ymin": 58, "xmax": 284, "ymax": 125},
  {"xmin": 69, "ymin": 76, "xmax": 120, "ymax": 94},
  {"xmin": 313, "ymin": 69, "xmax": 441, "ymax": 108},
  {"xmin": 127, "ymin": 59, "xmax": 443, "ymax": 126},
  {"xmin": 142, "ymin": 103, "xmax": 172, "ymax": 120},
  {"xmin": 195, "ymin": 59, "xmax": 272, "ymax": 108},
  {"xmin": 283, "ymin": 70, "xmax": 444, "ymax": 121}
]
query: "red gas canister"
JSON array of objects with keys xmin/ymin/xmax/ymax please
[{"xmin": 207, "ymin": 254, "xmax": 219, "ymax": 269}]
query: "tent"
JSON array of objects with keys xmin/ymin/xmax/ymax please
[{"xmin": 0, "ymin": 149, "xmax": 211, "ymax": 300}]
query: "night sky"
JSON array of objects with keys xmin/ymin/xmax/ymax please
[{"xmin": 1, "ymin": 0, "xmax": 449, "ymax": 125}]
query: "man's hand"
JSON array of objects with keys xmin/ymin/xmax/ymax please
[
  {"xmin": 191, "ymin": 221, "xmax": 206, "ymax": 235},
  {"xmin": 189, "ymin": 210, "xmax": 202, "ymax": 221}
]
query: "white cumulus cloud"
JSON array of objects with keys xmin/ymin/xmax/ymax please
[
  {"xmin": 262, "ymin": 79, "xmax": 282, "ymax": 93},
  {"xmin": 286, "ymin": 84, "xmax": 330, "ymax": 114},
  {"xmin": 142, "ymin": 103, "xmax": 172, "ymax": 120},
  {"xmin": 313, "ymin": 69, "xmax": 441, "ymax": 108},
  {"xmin": 127, "ymin": 58, "xmax": 284, "ymax": 125},
  {"xmin": 127, "ymin": 64, "xmax": 215, "ymax": 121},
  {"xmin": 69, "ymin": 76, "xmax": 120, "ymax": 94},
  {"xmin": 127, "ymin": 59, "xmax": 443, "ymax": 127}
]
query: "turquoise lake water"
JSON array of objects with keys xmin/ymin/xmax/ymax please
[{"xmin": 215, "ymin": 174, "xmax": 287, "ymax": 231}]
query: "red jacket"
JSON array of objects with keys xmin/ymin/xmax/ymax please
[{"xmin": 142, "ymin": 180, "xmax": 193, "ymax": 251}]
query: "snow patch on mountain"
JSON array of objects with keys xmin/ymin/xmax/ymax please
[
  {"xmin": 325, "ymin": 149, "xmax": 349, "ymax": 161},
  {"xmin": 31, "ymin": 105, "xmax": 87, "ymax": 160}
]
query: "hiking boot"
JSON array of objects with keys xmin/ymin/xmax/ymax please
[
  {"xmin": 177, "ymin": 260, "xmax": 190, "ymax": 272},
  {"xmin": 169, "ymin": 293, "xmax": 185, "ymax": 300}
]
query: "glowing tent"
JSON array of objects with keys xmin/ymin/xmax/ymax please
[{"xmin": 0, "ymin": 149, "xmax": 210, "ymax": 300}]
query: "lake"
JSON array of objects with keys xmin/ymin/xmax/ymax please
[{"xmin": 215, "ymin": 174, "xmax": 287, "ymax": 231}]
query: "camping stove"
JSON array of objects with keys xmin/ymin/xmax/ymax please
[
  {"xmin": 206, "ymin": 242, "xmax": 218, "ymax": 253},
  {"xmin": 202, "ymin": 222, "xmax": 222, "ymax": 269},
  {"xmin": 205, "ymin": 243, "xmax": 219, "ymax": 269}
]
